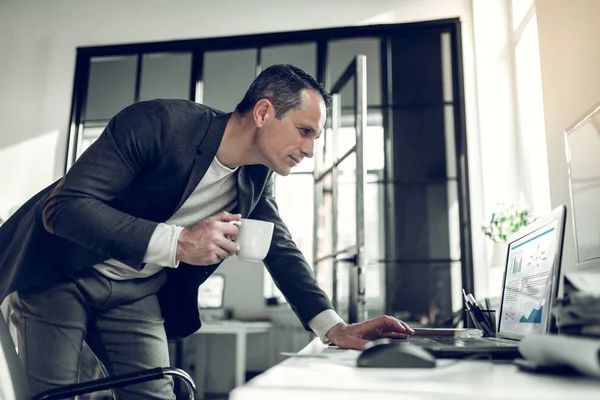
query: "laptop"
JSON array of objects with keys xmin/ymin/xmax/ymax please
[
  {"xmin": 197, "ymin": 274, "xmax": 231, "ymax": 322},
  {"xmin": 406, "ymin": 205, "xmax": 567, "ymax": 359},
  {"xmin": 198, "ymin": 274, "xmax": 226, "ymax": 309}
]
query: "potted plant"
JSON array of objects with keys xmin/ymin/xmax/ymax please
[{"xmin": 481, "ymin": 203, "xmax": 533, "ymax": 267}]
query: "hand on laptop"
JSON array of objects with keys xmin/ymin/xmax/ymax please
[{"xmin": 325, "ymin": 315, "xmax": 415, "ymax": 350}]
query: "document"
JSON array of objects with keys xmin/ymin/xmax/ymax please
[{"xmin": 519, "ymin": 333, "xmax": 600, "ymax": 378}]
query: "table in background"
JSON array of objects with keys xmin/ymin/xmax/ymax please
[
  {"xmin": 194, "ymin": 320, "xmax": 273, "ymax": 388},
  {"xmin": 230, "ymin": 338, "xmax": 600, "ymax": 400}
]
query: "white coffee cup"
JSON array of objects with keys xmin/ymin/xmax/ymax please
[{"xmin": 231, "ymin": 219, "xmax": 274, "ymax": 262}]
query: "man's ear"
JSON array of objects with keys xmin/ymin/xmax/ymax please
[{"xmin": 253, "ymin": 99, "xmax": 272, "ymax": 128}]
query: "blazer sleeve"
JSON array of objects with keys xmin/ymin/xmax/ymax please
[
  {"xmin": 42, "ymin": 102, "xmax": 169, "ymax": 268},
  {"xmin": 249, "ymin": 174, "xmax": 334, "ymax": 330}
]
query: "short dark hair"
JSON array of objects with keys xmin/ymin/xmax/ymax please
[{"xmin": 235, "ymin": 64, "xmax": 332, "ymax": 119}]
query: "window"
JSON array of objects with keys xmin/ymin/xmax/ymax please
[
  {"xmin": 262, "ymin": 39, "xmax": 388, "ymax": 306},
  {"xmin": 73, "ymin": 52, "xmax": 193, "ymax": 162},
  {"xmin": 202, "ymin": 49, "xmax": 257, "ymax": 112},
  {"xmin": 264, "ymin": 173, "xmax": 315, "ymax": 301},
  {"xmin": 66, "ymin": 22, "xmax": 471, "ymax": 319},
  {"xmin": 511, "ymin": 1, "xmax": 551, "ymax": 215}
]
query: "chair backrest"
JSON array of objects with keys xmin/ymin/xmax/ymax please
[{"xmin": 0, "ymin": 311, "xmax": 29, "ymax": 400}]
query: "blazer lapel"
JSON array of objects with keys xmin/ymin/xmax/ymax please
[
  {"xmin": 174, "ymin": 112, "xmax": 231, "ymax": 211},
  {"xmin": 236, "ymin": 166, "xmax": 254, "ymax": 218}
]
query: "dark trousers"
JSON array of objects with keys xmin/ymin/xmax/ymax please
[{"xmin": 9, "ymin": 268, "xmax": 175, "ymax": 399}]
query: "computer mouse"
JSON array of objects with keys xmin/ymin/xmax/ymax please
[{"xmin": 357, "ymin": 338, "xmax": 437, "ymax": 368}]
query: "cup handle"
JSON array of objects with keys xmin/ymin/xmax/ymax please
[{"xmin": 226, "ymin": 221, "xmax": 241, "ymax": 245}]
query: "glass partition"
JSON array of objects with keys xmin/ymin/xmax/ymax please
[
  {"xmin": 139, "ymin": 52, "xmax": 192, "ymax": 101},
  {"xmin": 203, "ymin": 49, "xmax": 257, "ymax": 112},
  {"xmin": 86, "ymin": 55, "xmax": 137, "ymax": 123}
]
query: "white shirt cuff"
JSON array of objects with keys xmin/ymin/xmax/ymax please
[
  {"xmin": 308, "ymin": 309, "xmax": 345, "ymax": 344},
  {"xmin": 143, "ymin": 223, "xmax": 184, "ymax": 268}
]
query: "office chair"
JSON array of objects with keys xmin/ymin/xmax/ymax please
[{"xmin": 0, "ymin": 311, "xmax": 198, "ymax": 400}]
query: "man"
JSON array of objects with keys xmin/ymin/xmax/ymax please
[{"xmin": 0, "ymin": 64, "xmax": 413, "ymax": 399}]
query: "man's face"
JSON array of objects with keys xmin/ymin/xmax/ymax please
[{"xmin": 256, "ymin": 89, "xmax": 326, "ymax": 176}]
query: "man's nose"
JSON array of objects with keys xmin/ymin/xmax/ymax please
[{"xmin": 301, "ymin": 138, "xmax": 315, "ymax": 159}]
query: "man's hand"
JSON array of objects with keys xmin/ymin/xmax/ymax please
[
  {"xmin": 325, "ymin": 315, "xmax": 415, "ymax": 350},
  {"xmin": 176, "ymin": 211, "xmax": 241, "ymax": 265}
]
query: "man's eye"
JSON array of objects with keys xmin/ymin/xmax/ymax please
[{"xmin": 301, "ymin": 128, "xmax": 310, "ymax": 135}]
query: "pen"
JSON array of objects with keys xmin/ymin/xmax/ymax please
[
  {"xmin": 464, "ymin": 292, "xmax": 494, "ymax": 336},
  {"xmin": 467, "ymin": 293, "xmax": 478, "ymax": 306},
  {"xmin": 485, "ymin": 297, "xmax": 492, "ymax": 311},
  {"xmin": 468, "ymin": 293, "xmax": 489, "ymax": 324},
  {"xmin": 468, "ymin": 293, "xmax": 494, "ymax": 332},
  {"xmin": 484, "ymin": 297, "xmax": 496, "ymax": 333},
  {"xmin": 462, "ymin": 289, "xmax": 470, "ymax": 309},
  {"xmin": 462, "ymin": 289, "xmax": 475, "ymax": 329},
  {"xmin": 469, "ymin": 302, "xmax": 494, "ymax": 336}
]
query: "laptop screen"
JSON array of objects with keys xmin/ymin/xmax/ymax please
[{"xmin": 498, "ymin": 220, "xmax": 560, "ymax": 337}]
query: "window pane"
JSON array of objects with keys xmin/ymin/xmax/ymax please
[
  {"xmin": 86, "ymin": 55, "xmax": 137, "ymax": 122},
  {"xmin": 316, "ymin": 258, "xmax": 333, "ymax": 299},
  {"xmin": 274, "ymin": 173, "xmax": 314, "ymax": 263},
  {"xmin": 336, "ymin": 77, "xmax": 356, "ymax": 160},
  {"xmin": 316, "ymin": 173, "xmax": 333, "ymax": 259},
  {"xmin": 335, "ymin": 261, "xmax": 352, "ymax": 320},
  {"xmin": 290, "ymin": 157, "xmax": 314, "ymax": 173},
  {"xmin": 261, "ymin": 42, "xmax": 316, "ymax": 77},
  {"xmin": 321, "ymin": 108, "xmax": 383, "ymax": 173},
  {"xmin": 444, "ymin": 105, "xmax": 457, "ymax": 179},
  {"xmin": 336, "ymin": 125, "xmax": 357, "ymax": 165},
  {"xmin": 388, "ymin": 261, "xmax": 458, "ymax": 325},
  {"xmin": 78, "ymin": 125, "xmax": 105, "ymax": 159},
  {"xmin": 265, "ymin": 173, "xmax": 315, "ymax": 302},
  {"xmin": 391, "ymin": 33, "xmax": 443, "ymax": 105},
  {"xmin": 393, "ymin": 181, "xmax": 460, "ymax": 260},
  {"xmin": 441, "ymin": 32, "xmax": 454, "ymax": 103},
  {"xmin": 139, "ymin": 52, "xmax": 192, "ymax": 101},
  {"xmin": 336, "ymin": 153, "xmax": 356, "ymax": 252},
  {"xmin": 365, "ymin": 173, "xmax": 384, "ymax": 300},
  {"xmin": 318, "ymin": 124, "xmax": 335, "ymax": 172},
  {"xmin": 514, "ymin": 15, "xmax": 551, "ymax": 214},
  {"xmin": 364, "ymin": 261, "xmax": 382, "ymax": 300},
  {"xmin": 392, "ymin": 107, "xmax": 450, "ymax": 180},
  {"xmin": 330, "ymin": 111, "xmax": 384, "ymax": 171},
  {"xmin": 328, "ymin": 38, "xmax": 382, "ymax": 106},
  {"xmin": 203, "ymin": 49, "xmax": 257, "ymax": 112},
  {"xmin": 365, "ymin": 117, "xmax": 384, "ymax": 171}
]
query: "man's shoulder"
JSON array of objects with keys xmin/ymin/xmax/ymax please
[
  {"xmin": 112, "ymin": 100, "xmax": 228, "ymax": 141},
  {"xmin": 121, "ymin": 99, "xmax": 225, "ymax": 120},
  {"xmin": 135, "ymin": 99, "xmax": 222, "ymax": 116}
]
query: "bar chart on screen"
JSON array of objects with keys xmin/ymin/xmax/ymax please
[{"xmin": 519, "ymin": 306, "xmax": 543, "ymax": 323}]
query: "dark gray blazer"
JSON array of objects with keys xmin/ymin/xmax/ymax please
[{"xmin": 0, "ymin": 99, "xmax": 333, "ymax": 339}]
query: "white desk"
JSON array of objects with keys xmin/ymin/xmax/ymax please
[
  {"xmin": 230, "ymin": 338, "xmax": 600, "ymax": 400},
  {"xmin": 194, "ymin": 320, "xmax": 272, "ymax": 387}
]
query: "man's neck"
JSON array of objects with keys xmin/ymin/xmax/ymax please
[{"xmin": 216, "ymin": 111, "xmax": 261, "ymax": 169}]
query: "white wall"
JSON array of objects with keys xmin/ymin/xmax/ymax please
[{"xmin": 535, "ymin": 0, "xmax": 600, "ymax": 277}]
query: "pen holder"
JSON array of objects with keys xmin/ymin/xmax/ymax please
[{"xmin": 468, "ymin": 309, "xmax": 497, "ymax": 337}]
